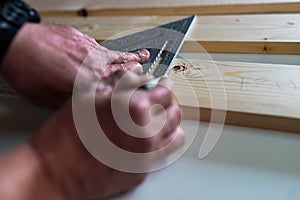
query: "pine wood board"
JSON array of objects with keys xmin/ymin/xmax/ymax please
[
  {"xmin": 43, "ymin": 15, "xmax": 300, "ymax": 54},
  {"xmin": 170, "ymin": 59, "xmax": 300, "ymax": 133},
  {"xmin": 1, "ymin": 59, "xmax": 299, "ymax": 132},
  {"xmin": 27, "ymin": 0, "xmax": 300, "ymax": 16}
]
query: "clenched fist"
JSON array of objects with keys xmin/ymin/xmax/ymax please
[{"xmin": 0, "ymin": 71, "xmax": 185, "ymax": 200}]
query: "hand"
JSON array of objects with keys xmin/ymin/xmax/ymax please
[
  {"xmin": 28, "ymin": 72, "xmax": 185, "ymax": 200},
  {"xmin": 0, "ymin": 22, "xmax": 150, "ymax": 108}
]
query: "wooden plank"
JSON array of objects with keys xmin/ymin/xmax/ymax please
[
  {"xmin": 84, "ymin": 3, "xmax": 300, "ymax": 16},
  {"xmin": 1, "ymin": 59, "xmax": 299, "ymax": 132},
  {"xmin": 43, "ymin": 15, "xmax": 300, "ymax": 54},
  {"xmin": 170, "ymin": 59, "xmax": 300, "ymax": 133},
  {"xmin": 26, "ymin": 0, "xmax": 300, "ymax": 16}
]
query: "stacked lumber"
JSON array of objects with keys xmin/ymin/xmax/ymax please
[
  {"xmin": 27, "ymin": 0, "xmax": 300, "ymax": 15},
  {"xmin": 8, "ymin": 1, "xmax": 300, "ymax": 132},
  {"xmin": 43, "ymin": 15, "xmax": 300, "ymax": 55}
]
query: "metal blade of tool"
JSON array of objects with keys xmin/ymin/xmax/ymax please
[
  {"xmin": 102, "ymin": 15, "xmax": 195, "ymax": 78},
  {"xmin": 0, "ymin": 16, "xmax": 195, "ymax": 95}
]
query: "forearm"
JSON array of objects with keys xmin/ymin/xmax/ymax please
[{"xmin": 0, "ymin": 143, "xmax": 66, "ymax": 200}]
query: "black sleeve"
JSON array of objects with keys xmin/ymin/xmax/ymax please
[{"xmin": 0, "ymin": 0, "xmax": 40, "ymax": 65}]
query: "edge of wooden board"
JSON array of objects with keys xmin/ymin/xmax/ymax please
[
  {"xmin": 94, "ymin": 40, "xmax": 300, "ymax": 55},
  {"xmin": 1, "ymin": 93, "xmax": 298, "ymax": 133},
  {"xmin": 43, "ymin": 15, "xmax": 300, "ymax": 55},
  {"xmin": 182, "ymin": 106, "xmax": 300, "ymax": 133},
  {"xmin": 39, "ymin": 2, "xmax": 300, "ymax": 17},
  {"xmin": 183, "ymin": 41, "xmax": 300, "ymax": 55}
]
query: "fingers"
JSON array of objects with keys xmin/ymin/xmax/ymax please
[
  {"xmin": 144, "ymin": 93, "xmax": 184, "ymax": 155},
  {"xmin": 160, "ymin": 127, "xmax": 186, "ymax": 155},
  {"xmin": 112, "ymin": 49, "xmax": 150, "ymax": 64},
  {"xmin": 107, "ymin": 62, "xmax": 143, "ymax": 76},
  {"xmin": 150, "ymin": 103, "xmax": 182, "ymax": 148},
  {"xmin": 102, "ymin": 70, "xmax": 153, "ymax": 91},
  {"xmin": 81, "ymin": 45, "xmax": 150, "ymax": 82},
  {"xmin": 147, "ymin": 77, "xmax": 173, "ymax": 108}
]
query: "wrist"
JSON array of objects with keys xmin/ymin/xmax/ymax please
[
  {"xmin": 0, "ymin": 143, "xmax": 68, "ymax": 200},
  {"xmin": 0, "ymin": 22, "xmax": 33, "ymax": 75}
]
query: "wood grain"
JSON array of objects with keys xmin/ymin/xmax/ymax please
[
  {"xmin": 26, "ymin": 0, "xmax": 300, "ymax": 16},
  {"xmin": 43, "ymin": 15, "xmax": 300, "ymax": 54},
  {"xmin": 1, "ymin": 58, "xmax": 299, "ymax": 132},
  {"xmin": 170, "ymin": 59, "xmax": 300, "ymax": 133}
]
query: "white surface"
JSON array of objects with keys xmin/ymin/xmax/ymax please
[
  {"xmin": 1, "ymin": 53, "xmax": 300, "ymax": 200},
  {"xmin": 113, "ymin": 120, "xmax": 300, "ymax": 200}
]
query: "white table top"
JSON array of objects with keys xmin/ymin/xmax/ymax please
[{"xmin": 114, "ymin": 120, "xmax": 300, "ymax": 200}]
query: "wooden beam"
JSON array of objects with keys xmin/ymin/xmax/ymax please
[
  {"xmin": 26, "ymin": 0, "xmax": 300, "ymax": 16},
  {"xmin": 170, "ymin": 59, "xmax": 300, "ymax": 133},
  {"xmin": 43, "ymin": 15, "xmax": 300, "ymax": 54},
  {"xmin": 1, "ymin": 59, "xmax": 300, "ymax": 132}
]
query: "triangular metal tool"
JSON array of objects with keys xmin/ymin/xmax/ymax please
[{"xmin": 102, "ymin": 15, "xmax": 195, "ymax": 78}]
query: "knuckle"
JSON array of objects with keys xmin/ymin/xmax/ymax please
[
  {"xmin": 120, "ymin": 53, "xmax": 128, "ymax": 62},
  {"xmin": 165, "ymin": 87, "xmax": 173, "ymax": 96},
  {"xmin": 171, "ymin": 105, "xmax": 182, "ymax": 127},
  {"xmin": 130, "ymin": 94, "xmax": 150, "ymax": 112},
  {"xmin": 126, "ymin": 62, "xmax": 142, "ymax": 71},
  {"xmin": 135, "ymin": 100, "xmax": 150, "ymax": 113},
  {"xmin": 133, "ymin": 62, "xmax": 142, "ymax": 68},
  {"xmin": 83, "ymin": 33, "xmax": 95, "ymax": 41},
  {"xmin": 64, "ymin": 25, "xmax": 78, "ymax": 34},
  {"xmin": 130, "ymin": 100, "xmax": 149, "ymax": 119},
  {"xmin": 98, "ymin": 45, "xmax": 109, "ymax": 51},
  {"xmin": 55, "ymin": 23, "xmax": 69, "ymax": 29},
  {"xmin": 80, "ymin": 45, "xmax": 93, "ymax": 56},
  {"xmin": 157, "ymin": 86, "xmax": 172, "ymax": 98},
  {"xmin": 173, "ymin": 104, "xmax": 182, "ymax": 119},
  {"xmin": 133, "ymin": 52, "xmax": 141, "ymax": 60}
]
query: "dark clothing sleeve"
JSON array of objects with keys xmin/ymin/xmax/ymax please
[{"xmin": 0, "ymin": 0, "xmax": 16, "ymax": 9}]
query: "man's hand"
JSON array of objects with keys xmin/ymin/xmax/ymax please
[
  {"xmin": 24, "ymin": 72, "xmax": 185, "ymax": 200},
  {"xmin": 0, "ymin": 22, "xmax": 150, "ymax": 108}
]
